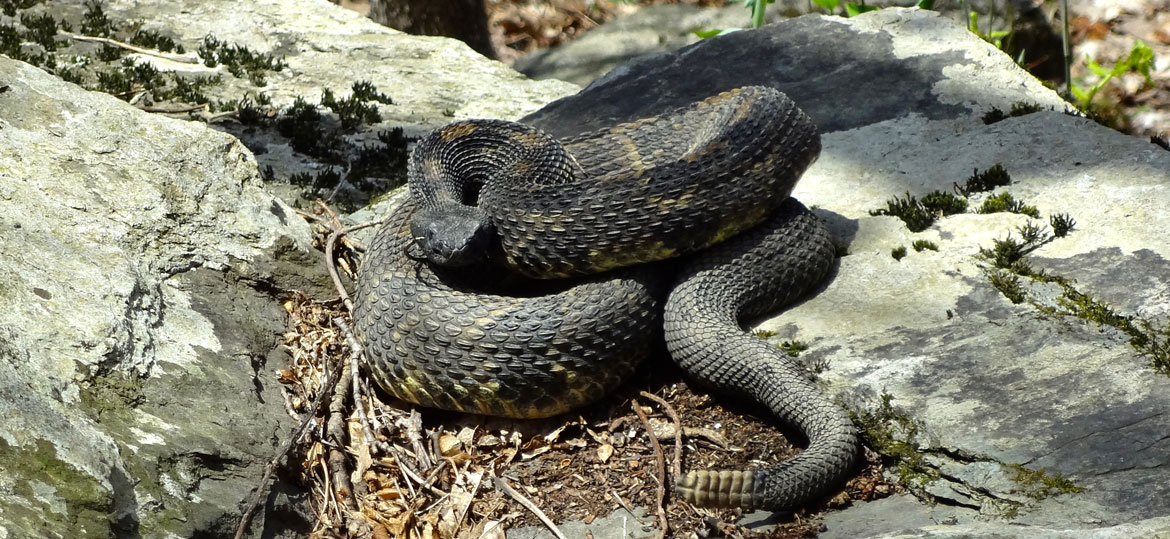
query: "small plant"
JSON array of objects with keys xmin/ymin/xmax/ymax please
[
  {"xmin": 891, "ymin": 246, "xmax": 907, "ymax": 261},
  {"xmin": 966, "ymin": 7, "xmax": 1013, "ymax": 52},
  {"xmin": 920, "ymin": 191, "xmax": 968, "ymax": 215},
  {"xmin": 1016, "ymin": 222, "xmax": 1048, "ymax": 245},
  {"xmin": 1050, "ymin": 213, "xmax": 1076, "ymax": 237},
  {"xmin": 871, "ymin": 190, "xmax": 965, "ymax": 233},
  {"xmin": 911, "ymin": 240, "xmax": 938, "ymax": 252},
  {"xmin": 753, "ymin": 329, "xmax": 778, "ymax": 339},
  {"xmin": 988, "ymin": 270, "xmax": 1026, "ymax": 304},
  {"xmin": 978, "ymin": 235, "xmax": 1032, "ymax": 273},
  {"xmin": 955, "ymin": 164, "xmax": 1011, "ymax": 197},
  {"xmin": 198, "ymin": 34, "xmax": 287, "ymax": 86},
  {"xmin": 80, "ymin": 0, "xmax": 117, "ymax": 38},
  {"xmin": 977, "ymin": 192, "xmax": 1039, "ymax": 218},
  {"xmin": 1071, "ymin": 41, "xmax": 1155, "ymax": 112},
  {"xmin": 778, "ymin": 340, "xmax": 808, "ymax": 357}
]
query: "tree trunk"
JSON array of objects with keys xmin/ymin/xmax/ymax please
[{"xmin": 368, "ymin": 0, "xmax": 495, "ymax": 59}]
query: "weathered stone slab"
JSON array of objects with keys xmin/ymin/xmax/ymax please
[
  {"xmin": 525, "ymin": 8, "xmax": 1170, "ymax": 536},
  {"xmin": 0, "ymin": 55, "xmax": 322, "ymax": 538}
]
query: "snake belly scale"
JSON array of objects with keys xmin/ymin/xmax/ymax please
[{"xmin": 352, "ymin": 86, "xmax": 859, "ymax": 510}]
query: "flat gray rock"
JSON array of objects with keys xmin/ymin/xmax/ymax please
[
  {"xmin": 526, "ymin": 7, "xmax": 1170, "ymax": 537},
  {"xmin": 517, "ymin": 1, "xmax": 1061, "ymax": 87}
]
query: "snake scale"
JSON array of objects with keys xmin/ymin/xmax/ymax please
[{"xmin": 353, "ymin": 86, "xmax": 859, "ymax": 510}]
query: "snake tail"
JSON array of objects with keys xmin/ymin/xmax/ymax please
[{"xmin": 664, "ymin": 199, "xmax": 860, "ymax": 510}]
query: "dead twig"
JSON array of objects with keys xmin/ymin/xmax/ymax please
[
  {"xmin": 639, "ymin": 390, "xmax": 684, "ymax": 479},
  {"xmin": 632, "ymin": 399, "xmax": 669, "ymax": 539},
  {"xmin": 494, "ymin": 476, "xmax": 567, "ymax": 539},
  {"xmin": 65, "ymin": 33, "xmax": 200, "ymax": 64},
  {"xmin": 323, "ymin": 216, "xmax": 383, "ymax": 311},
  {"xmin": 326, "ymin": 352, "xmax": 358, "ymax": 512},
  {"xmin": 234, "ymin": 354, "xmax": 346, "ymax": 539}
]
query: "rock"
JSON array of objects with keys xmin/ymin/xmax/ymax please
[
  {"xmin": 0, "ymin": 55, "xmax": 326, "ymax": 536},
  {"xmin": 0, "ymin": 0, "xmax": 577, "ymax": 535},
  {"xmin": 526, "ymin": 8, "xmax": 1170, "ymax": 537},
  {"xmin": 517, "ymin": 1, "xmax": 1063, "ymax": 87},
  {"xmin": 513, "ymin": 3, "xmax": 788, "ymax": 87}
]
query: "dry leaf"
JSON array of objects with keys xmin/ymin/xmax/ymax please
[
  {"xmin": 439, "ymin": 433, "xmax": 463, "ymax": 456},
  {"xmin": 597, "ymin": 443, "xmax": 614, "ymax": 463}
]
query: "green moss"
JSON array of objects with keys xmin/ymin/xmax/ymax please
[
  {"xmin": 197, "ymin": 34, "xmax": 287, "ymax": 86},
  {"xmin": 851, "ymin": 394, "xmax": 939, "ymax": 488},
  {"xmin": 2, "ymin": 0, "xmax": 42, "ymax": 17},
  {"xmin": 778, "ymin": 340, "xmax": 808, "ymax": 358},
  {"xmin": 988, "ymin": 270, "xmax": 1026, "ymax": 304},
  {"xmin": 79, "ymin": 0, "xmax": 117, "ymax": 38},
  {"xmin": 977, "ymin": 192, "xmax": 1040, "ymax": 218},
  {"xmin": 79, "ymin": 371, "xmax": 145, "ymax": 421},
  {"xmin": 911, "ymin": 240, "xmax": 938, "ymax": 252},
  {"xmin": 20, "ymin": 12, "xmax": 69, "ymax": 52},
  {"xmin": 978, "ymin": 222, "xmax": 1170, "ymax": 375},
  {"xmin": 752, "ymin": 329, "xmax": 778, "ymax": 339},
  {"xmin": 0, "ymin": 438, "xmax": 113, "ymax": 535},
  {"xmin": 982, "ymin": 102, "xmax": 1045, "ymax": 125},
  {"xmin": 1050, "ymin": 213, "xmax": 1076, "ymax": 238},
  {"xmin": 870, "ymin": 192, "xmax": 936, "ymax": 232},
  {"xmin": 871, "ymin": 189, "xmax": 967, "ymax": 233},
  {"xmin": 1050, "ymin": 287, "xmax": 1170, "ymax": 372},
  {"xmin": 920, "ymin": 191, "xmax": 968, "ymax": 216},
  {"xmin": 891, "ymin": 246, "xmax": 907, "ymax": 261},
  {"xmin": 1003, "ymin": 463, "xmax": 1084, "ymax": 501},
  {"xmin": 128, "ymin": 28, "xmax": 184, "ymax": 54},
  {"xmin": 955, "ymin": 164, "xmax": 1012, "ymax": 197}
]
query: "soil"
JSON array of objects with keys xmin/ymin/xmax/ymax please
[{"xmin": 282, "ymin": 221, "xmax": 892, "ymax": 538}]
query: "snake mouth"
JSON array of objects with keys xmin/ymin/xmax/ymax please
[{"xmin": 409, "ymin": 205, "xmax": 496, "ymax": 268}]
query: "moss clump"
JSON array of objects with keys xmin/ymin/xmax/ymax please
[
  {"xmin": 988, "ymin": 270, "xmax": 1026, "ymax": 304},
  {"xmin": 977, "ymin": 192, "xmax": 1040, "ymax": 218},
  {"xmin": 752, "ymin": 329, "xmax": 778, "ymax": 339},
  {"xmin": 891, "ymin": 246, "xmax": 907, "ymax": 261},
  {"xmin": 778, "ymin": 340, "xmax": 808, "ymax": 358},
  {"xmin": 871, "ymin": 190, "xmax": 964, "ymax": 233},
  {"xmin": 128, "ymin": 28, "xmax": 185, "ymax": 54},
  {"xmin": 79, "ymin": 0, "xmax": 117, "ymax": 38},
  {"xmin": 1003, "ymin": 463, "xmax": 1084, "ymax": 501},
  {"xmin": 911, "ymin": 240, "xmax": 938, "ymax": 252},
  {"xmin": 982, "ymin": 102, "xmax": 1046, "ymax": 125},
  {"xmin": 198, "ymin": 34, "xmax": 287, "ymax": 86},
  {"xmin": 1050, "ymin": 213, "xmax": 1076, "ymax": 237},
  {"xmin": 851, "ymin": 394, "xmax": 938, "ymax": 487},
  {"xmin": 0, "ymin": 438, "xmax": 113, "ymax": 535},
  {"xmin": 955, "ymin": 164, "xmax": 1012, "ymax": 197},
  {"xmin": 79, "ymin": 371, "xmax": 145, "ymax": 421}
]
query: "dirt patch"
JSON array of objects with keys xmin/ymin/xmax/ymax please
[{"xmin": 274, "ymin": 214, "xmax": 894, "ymax": 538}]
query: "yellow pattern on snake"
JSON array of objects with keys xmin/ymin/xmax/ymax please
[{"xmin": 353, "ymin": 86, "xmax": 859, "ymax": 510}]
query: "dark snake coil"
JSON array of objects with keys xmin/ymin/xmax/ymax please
[{"xmin": 353, "ymin": 86, "xmax": 859, "ymax": 510}]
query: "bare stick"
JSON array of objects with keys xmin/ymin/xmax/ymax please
[
  {"xmin": 65, "ymin": 33, "xmax": 200, "ymax": 64},
  {"xmin": 493, "ymin": 476, "xmax": 567, "ymax": 539},
  {"xmin": 632, "ymin": 399, "xmax": 668, "ymax": 539}
]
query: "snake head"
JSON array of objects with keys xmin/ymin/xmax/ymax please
[{"xmin": 409, "ymin": 205, "xmax": 496, "ymax": 267}]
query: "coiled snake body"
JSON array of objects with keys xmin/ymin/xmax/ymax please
[{"xmin": 353, "ymin": 86, "xmax": 859, "ymax": 510}]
